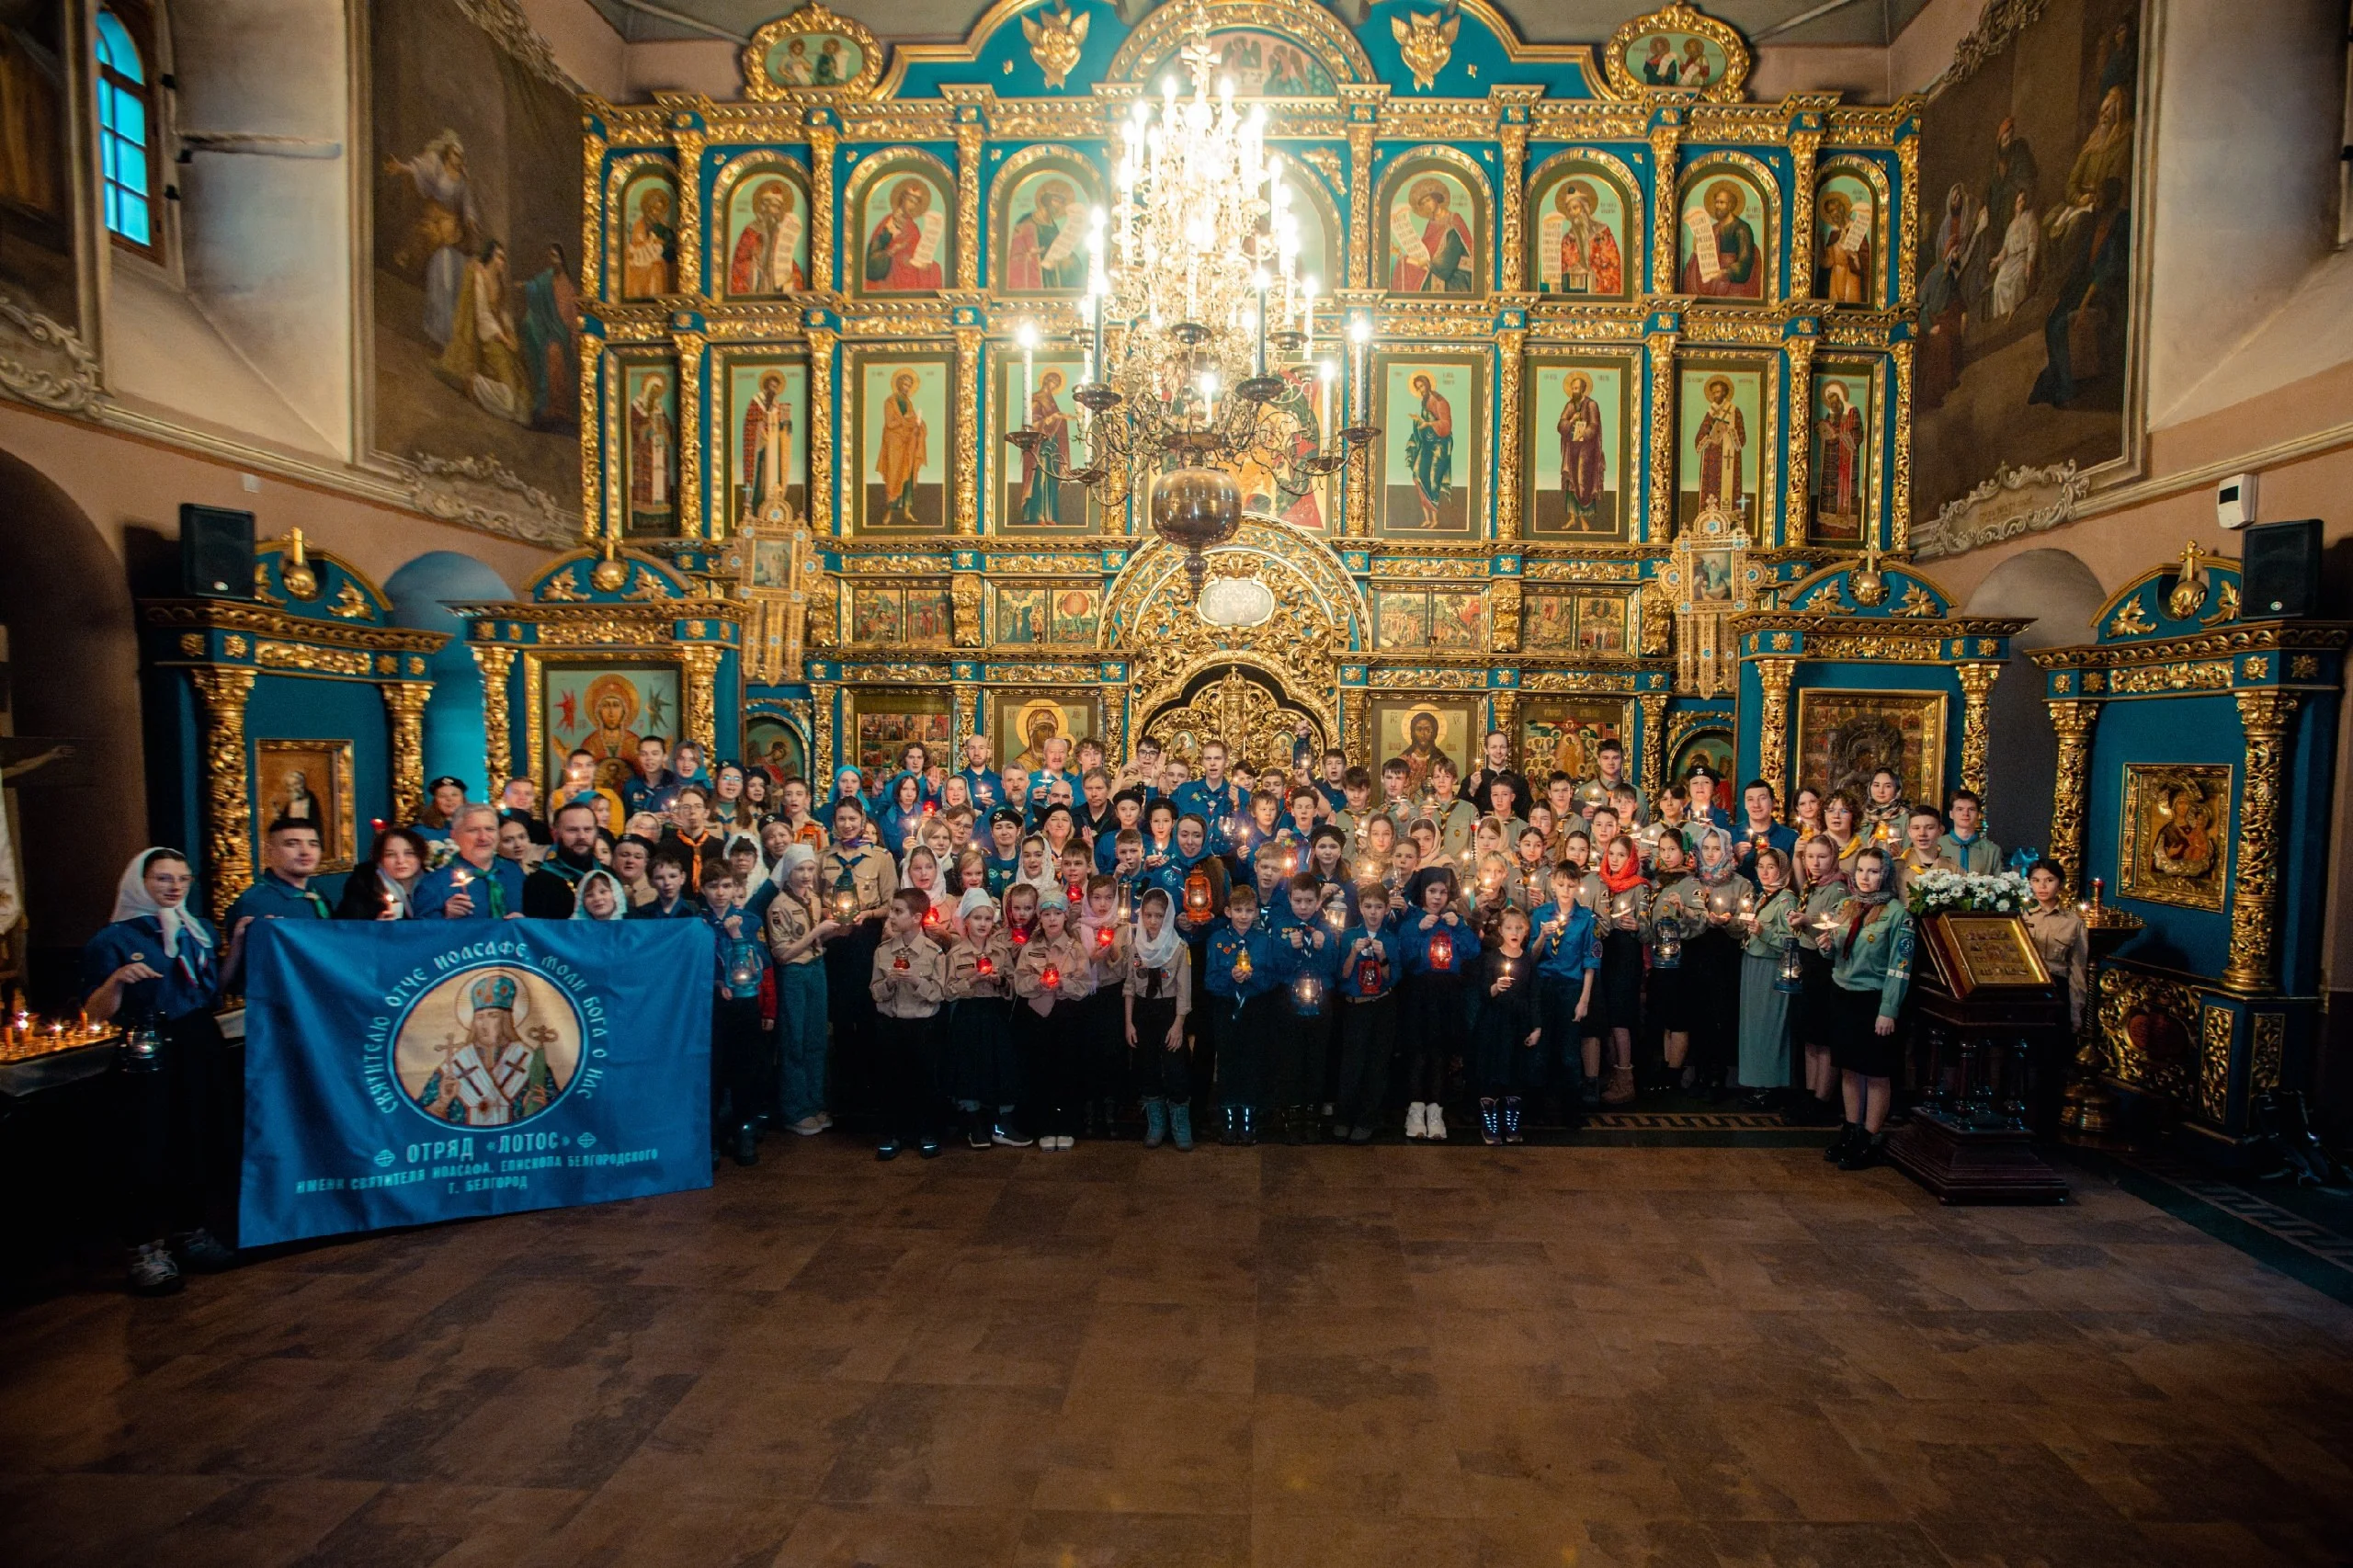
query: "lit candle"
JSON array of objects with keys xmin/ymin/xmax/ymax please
[
  {"xmin": 1349, "ymin": 316, "xmax": 1371, "ymax": 426},
  {"xmin": 1253, "ymin": 271, "xmax": 1269, "ymax": 378},
  {"xmin": 1042, "ymin": 964, "xmax": 1062, "ymax": 990},
  {"xmin": 1017, "ymin": 322, "xmax": 1038, "ymax": 429}
]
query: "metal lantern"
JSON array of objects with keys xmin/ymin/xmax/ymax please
[
  {"xmin": 1651, "ymin": 910, "xmax": 1685, "ymax": 969},
  {"xmin": 1774, "ymin": 935, "xmax": 1806, "ymax": 994},
  {"xmin": 1151, "ymin": 465, "xmax": 1245, "ymax": 600},
  {"xmin": 119, "ymin": 1016, "xmax": 162, "ymax": 1072},
  {"xmin": 1184, "ymin": 868, "xmax": 1214, "ymax": 920},
  {"xmin": 728, "ymin": 949, "xmax": 759, "ymax": 991},
  {"xmin": 1428, "ymin": 929, "xmax": 1454, "ymax": 971}
]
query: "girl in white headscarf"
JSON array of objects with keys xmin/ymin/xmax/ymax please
[
  {"xmin": 570, "ymin": 869, "xmax": 630, "ymax": 921},
  {"xmin": 80, "ymin": 847, "xmax": 236, "ymax": 1297}
]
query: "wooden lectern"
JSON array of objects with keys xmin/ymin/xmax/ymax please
[{"xmin": 1885, "ymin": 915, "xmax": 2070, "ymax": 1204}]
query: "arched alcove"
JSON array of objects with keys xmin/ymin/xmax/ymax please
[
  {"xmin": 385, "ymin": 551, "xmax": 514, "ymax": 793},
  {"xmin": 1963, "ymin": 548, "xmax": 2107, "ymax": 860},
  {"xmin": 0, "ymin": 449, "xmax": 142, "ymax": 995}
]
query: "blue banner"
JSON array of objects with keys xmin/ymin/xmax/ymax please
[{"xmin": 238, "ymin": 919, "xmax": 713, "ymax": 1246}]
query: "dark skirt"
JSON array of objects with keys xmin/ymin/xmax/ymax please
[
  {"xmin": 1794, "ymin": 947, "xmax": 1836, "ymax": 1048},
  {"xmin": 946, "ymin": 996, "xmax": 1018, "ymax": 1107},
  {"xmin": 1594, "ymin": 929, "xmax": 1644, "ymax": 1034},
  {"xmin": 1647, "ymin": 960, "xmax": 1695, "ymax": 1032},
  {"xmin": 1829, "ymin": 982, "xmax": 1903, "ymax": 1078}
]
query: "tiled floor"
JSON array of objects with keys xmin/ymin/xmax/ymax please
[{"xmin": 3, "ymin": 1141, "xmax": 2350, "ymax": 1567}]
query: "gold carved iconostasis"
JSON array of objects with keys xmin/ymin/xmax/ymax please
[{"xmin": 559, "ymin": 0, "xmax": 1922, "ymax": 790}]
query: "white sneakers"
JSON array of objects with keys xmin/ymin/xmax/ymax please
[
  {"xmin": 789, "ymin": 1116, "xmax": 825, "ymax": 1136},
  {"xmin": 1405, "ymin": 1101, "xmax": 1427, "ymax": 1139},
  {"xmin": 1042, "ymin": 1133, "xmax": 1074, "ymax": 1151},
  {"xmin": 1427, "ymin": 1106, "xmax": 1448, "ymax": 1141}
]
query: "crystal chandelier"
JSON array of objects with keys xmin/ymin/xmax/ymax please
[{"xmin": 1004, "ymin": 11, "xmax": 1376, "ymax": 598}]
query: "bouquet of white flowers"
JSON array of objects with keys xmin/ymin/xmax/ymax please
[{"xmin": 1904, "ymin": 868, "xmax": 2029, "ymax": 917}]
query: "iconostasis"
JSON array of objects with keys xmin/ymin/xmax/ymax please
[{"xmin": 549, "ymin": 0, "xmax": 1919, "ymax": 795}]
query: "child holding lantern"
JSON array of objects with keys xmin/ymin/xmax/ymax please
[
  {"xmin": 1204, "ymin": 883, "xmax": 1281, "ymax": 1144},
  {"xmin": 1471, "ymin": 906, "xmax": 1543, "ymax": 1145},
  {"xmin": 1013, "ymin": 885, "xmax": 1095, "ymax": 1149},
  {"xmin": 945, "ymin": 888, "xmax": 1026, "ymax": 1149},
  {"xmin": 1399, "ymin": 868, "xmax": 1478, "ymax": 1141}
]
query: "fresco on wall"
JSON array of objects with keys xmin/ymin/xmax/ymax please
[
  {"xmin": 1915, "ymin": 0, "xmax": 2143, "ymax": 522},
  {"xmin": 856, "ymin": 161, "xmax": 950, "ymax": 296},
  {"xmin": 1383, "ymin": 163, "xmax": 1480, "ymax": 295},
  {"xmin": 371, "ymin": 0, "xmax": 582, "ymax": 517},
  {"xmin": 1529, "ymin": 165, "xmax": 1631, "ymax": 298},
  {"xmin": 0, "ymin": 0, "xmax": 76, "ymax": 324}
]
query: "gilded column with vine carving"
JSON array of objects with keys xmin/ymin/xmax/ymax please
[
  {"xmin": 953, "ymin": 683, "xmax": 979, "ymax": 748},
  {"xmin": 2046, "ymin": 699, "xmax": 2099, "ymax": 898},
  {"xmin": 1342, "ymin": 687, "xmax": 1369, "ymax": 765},
  {"xmin": 1787, "ymin": 128, "xmax": 1821, "ymax": 301},
  {"xmin": 472, "ymin": 644, "xmax": 515, "ymax": 794},
  {"xmin": 674, "ymin": 131, "xmax": 707, "ymax": 296},
  {"xmin": 1896, "ymin": 131, "xmax": 1920, "ymax": 311},
  {"xmin": 806, "ymin": 118, "xmax": 837, "ymax": 295},
  {"xmin": 952, "ymin": 324, "xmax": 983, "ymax": 535},
  {"xmin": 1341, "ymin": 85, "xmax": 1384, "ymax": 290},
  {"xmin": 579, "ymin": 326, "xmax": 606, "ymax": 539},
  {"xmin": 1497, "ymin": 118, "xmax": 1530, "ymax": 292},
  {"xmin": 676, "ymin": 332, "xmax": 707, "ymax": 538},
  {"xmin": 581, "ymin": 130, "xmax": 608, "ymax": 301},
  {"xmin": 1489, "ymin": 690, "xmax": 1519, "ymax": 759},
  {"xmin": 1636, "ymin": 691, "xmax": 1669, "ymax": 801},
  {"xmin": 189, "ymin": 667, "xmax": 256, "ymax": 926},
  {"xmin": 807, "ymin": 325, "xmax": 837, "ymax": 536},
  {"xmin": 1647, "ymin": 120, "xmax": 1680, "ymax": 295},
  {"xmin": 1495, "ymin": 326, "xmax": 1526, "ymax": 540},
  {"xmin": 683, "ymin": 642, "xmax": 722, "ymax": 757},
  {"xmin": 1754, "ymin": 656, "xmax": 1796, "ymax": 806},
  {"xmin": 2224, "ymin": 690, "xmax": 2301, "ymax": 993},
  {"xmin": 1956, "ymin": 663, "xmax": 2000, "ymax": 801},
  {"xmin": 1643, "ymin": 329, "xmax": 1677, "ymax": 541},
  {"xmin": 812, "ymin": 681, "xmax": 838, "ymax": 782},
  {"xmin": 1345, "ymin": 423, "xmax": 1373, "ymax": 538},
  {"xmin": 1889, "ymin": 338, "xmax": 1914, "ymax": 552},
  {"xmin": 381, "ymin": 681, "xmax": 432, "ymax": 829},
  {"xmin": 1780, "ymin": 335, "xmax": 1814, "ymax": 548},
  {"xmin": 953, "ymin": 115, "xmax": 983, "ymax": 290}
]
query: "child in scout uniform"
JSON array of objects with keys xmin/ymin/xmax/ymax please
[
  {"xmin": 1331, "ymin": 881, "xmax": 1403, "ymax": 1144},
  {"xmin": 1203, "ymin": 883, "xmax": 1280, "ymax": 1145},
  {"xmin": 764, "ymin": 844, "xmax": 839, "ymax": 1138},
  {"xmin": 945, "ymin": 888, "xmax": 1026, "ymax": 1149},
  {"xmin": 1125, "ymin": 888, "xmax": 1195, "ymax": 1151},
  {"xmin": 702, "ymin": 861, "xmax": 771, "ymax": 1167},
  {"xmin": 869, "ymin": 888, "xmax": 948, "ymax": 1161},
  {"xmin": 1818, "ymin": 846, "xmax": 1915, "ymax": 1172},
  {"xmin": 1013, "ymin": 885, "xmax": 1095, "ymax": 1149}
]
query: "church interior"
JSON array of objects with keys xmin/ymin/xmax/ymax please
[{"xmin": 2, "ymin": 0, "xmax": 2353, "ymax": 1562}]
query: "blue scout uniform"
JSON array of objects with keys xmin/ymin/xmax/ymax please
[
  {"xmin": 959, "ymin": 766, "xmax": 1006, "ymax": 812},
  {"xmin": 412, "ymin": 856, "xmax": 528, "ymax": 920},
  {"xmin": 1170, "ymin": 778, "xmax": 1244, "ymax": 851}
]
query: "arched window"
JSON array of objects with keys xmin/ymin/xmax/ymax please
[{"xmin": 96, "ymin": 6, "xmax": 160, "ymax": 253}]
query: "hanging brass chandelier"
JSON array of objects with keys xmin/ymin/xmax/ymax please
[{"xmin": 1003, "ymin": 6, "xmax": 1377, "ymax": 599}]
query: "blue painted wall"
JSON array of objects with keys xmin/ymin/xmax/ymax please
[{"xmin": 386, "ymin": 552, "xmax": 514, "ymax": 797}]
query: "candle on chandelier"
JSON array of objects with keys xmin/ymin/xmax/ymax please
[
  {"xmin": 1017, "ymin": 322, "xmax": 1039, "ymax": 429},
  {"xmin": 1348, "ymin": 316, "xmax": 1372, "ymax": 427},
  {"xmin": 1319, "ymin": 359, "xmax": 1339, "ymax": 451},
  {"xmin": 1253, "ymin": 271, "xmax": 1269, "ymax": 379},
  {"xmin": 1301, "ymin": 274, "xmax": 1317, "ymax": 344}
]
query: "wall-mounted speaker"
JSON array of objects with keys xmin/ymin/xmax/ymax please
[
  {"xmin": 179, "ymin": 505, "xmax": 255, "ymax": 599},
  {"xmin": 2241, "ymin": 518, "xmax": 2322, "ymax": 619}
]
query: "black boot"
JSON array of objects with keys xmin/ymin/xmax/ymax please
[
  {"xmin": 1220, "ymin": 1106, "xmax": 1239, "ymax": 1146},
  {"xmin": 1503, "ymin": 1096, "xmax": 1524, "ymax": 1144},
  {"xmin": 1838, "ymin": 1130, "xmax": 1889, "ymax": 1171},
  {"xmin": 732, "ymin": 1121, "xmax": 759, "ymax": 1166},
  {"xmin": 1824, "ymin": 1121, "xmax": 1860, "ymax": 1163}
]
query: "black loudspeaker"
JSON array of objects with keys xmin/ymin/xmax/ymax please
[
  {"xmin": 179, "ymin": 505, "xmax": 255, "ymax": 599},
  {"xmin": 2241, "ymin": 518, "xmax": 2323, "ymax": 619}
]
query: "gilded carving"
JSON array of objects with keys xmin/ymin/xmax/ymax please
[
  {"xmin": 1341, "ymin": 686, "xmax": 1369, "ymax": 764},
  {"xmin": 1754, "ymin": 654, "xmax": 1796, "ymax": 805},
  {"xmin": 1956, "ymin": 662, "xmax": 1999, "ymax": 800},
  {"xmin": 1780, "ymin": 335, "xmax": 1814, "ymax": 546},
  {"xmin": 681, "ymin": 642, "xmax": 722, "ymax": 756},
  {"xmin": 2223, "ymin": 689, "xmax": 2299, "ymax": 994},
  {"xmin": 2045, "ymin": 699, "xmax": 2100, "ymax": 897},
  {"xmin": 806, "ymin": 325, "xmax": 837, "ymax": 539},
  {"xmin": 381, "ymin": 681, "xmax": 433, "ymax": 829},
  {"xmin": 2097, "ymin": 968, "xmax": 2201, "ymax": 1107},
  {"xmin": 951, "ymin": 572, "xmax": 984, "ymax": 648},
  {"xmin": 1635, "ymin": 692, "xmax": 1669, "ymax": 800},
  {"xmin": 2200, "ymin": 1004, "xmax": 2234, "ymax": 1123},
  {"xmin": 1646, "ymin": 122, "xmax": 1679, "ymax": 299},
  {"xmin": 2251, "ymin": 1013, "xmax": 2285, "ymax": 1093},
  {"xmin": 952, "ymin": 324, "xmax": 983, "ymax": 536},
  {"xmin": 808, "ymin": 120, "xmax": 837, "ymax": 295},
  {"xmin": 675, "ymin": 330, "xmax": 706, "ymax": 538},
  {"xmin": 189, "ymin": 666, "xmax": 256, "ymax": 926},
  {"xmin": 1495, "ymin": 327, "xmax": 1526, "ymax": 541},
  {"xmin": 472, "ymin": 643, "xmax": 516, "ymax": 790},
  {"xmin": 1643, "ymin": 330, "xmax": 1677, "ymax": 540},
  {"xmin": 1488, "ymin": 578, "xmax": 1522, "ymax": 653}
]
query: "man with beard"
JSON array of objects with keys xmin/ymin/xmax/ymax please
[{"xmin": 524, "ymin": 801, "xmax": 606, "ymax": 917}]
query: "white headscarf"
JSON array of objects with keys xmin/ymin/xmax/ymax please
[
  {"xmin": 112, "ymin": 847, "xmax": 213, "ymax": 957},
  {"xmin": 570, "ymin": 868, "xmax": 629, "ymax": 921},
  {"xmin": 1131, "ymin": 888, "xmax": 1183, "ymax": 971}
]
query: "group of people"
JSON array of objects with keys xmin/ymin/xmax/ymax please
[{"xmin": 76, "ymin": 720, "xmax": 2092, "ymax": 1298}]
